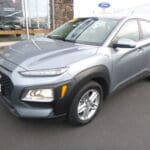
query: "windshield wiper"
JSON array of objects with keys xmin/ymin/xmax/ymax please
[
  {"xmin": 47, "ymin": 35, "xmax": 75, "ymax": 43},
  {"xmin": 65, "ymin": 39, "xmax": 75, "ymax": 43},
  {"xmin": 47, "ymin": 35, "xmax": 65, "ymax": 41}
]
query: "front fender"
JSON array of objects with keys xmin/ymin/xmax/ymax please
[
  {"xmin": 74, "ymin": 65, "xmax": 110, "ymax": 87},
  {"xmin": 54, "ymin": 65, "xmax": 110, "ymax": 115}
]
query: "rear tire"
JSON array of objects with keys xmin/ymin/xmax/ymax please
[{"xmin": 68, "ymin": 81, "xmax": 103, "ymax": 126}]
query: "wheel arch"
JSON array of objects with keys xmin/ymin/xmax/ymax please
[
  {"xmin": 72, "ymin": 65, "xmax": 110, "ymax": 99},
  {"xmin": 54, "ymin": 65, "xmax": 110, "ymax": 115}
]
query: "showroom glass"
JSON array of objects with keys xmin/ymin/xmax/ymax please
[
  {"xmin": 0, "ymin": 0, "xmax": 50, "ymax": 42},
  {"xmin": 48, "ymin": 18, "xmax": 118, "ymax": 45},
  {"xmin": 140, "ymin": 20, "xmax": 150, "ymax": 40},
  {"xmin": 113, "ymin": 20, "xmax": 140, "ymax": 43}
]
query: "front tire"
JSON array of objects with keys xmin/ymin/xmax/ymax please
[{"xmin": 68, "ymin": 81, "xmax": 103, "ymax": 126}]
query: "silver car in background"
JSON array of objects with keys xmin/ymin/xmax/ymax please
[{"xmin": 0, "ymin": 16, "xmax": 150, "ymax": 125}]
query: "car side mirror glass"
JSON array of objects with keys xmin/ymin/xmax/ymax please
[{"xmin": 113, "ymin": 38, "xmax": 137, "ymax": 49}]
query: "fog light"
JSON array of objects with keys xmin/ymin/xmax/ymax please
[{"xmin": 22, "ymin": 89, "xmax": 54, "ymax": 102}]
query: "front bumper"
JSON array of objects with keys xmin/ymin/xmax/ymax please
[
  {"xmin": 0, "ymin": 81, "xmax": 72, "ymax": 118},
  {"xmin": 1, "ymin": 96, "xmax": 57, "ymax": 118},
  {"xmin": 0, "ymin": 67, "xmax": 74, "ymax": 119}
]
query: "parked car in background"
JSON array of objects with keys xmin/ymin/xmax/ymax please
[
  {"xmin": 0, "ymin": 15, "xmax": 23, "ymax": 30},
  {"xmin": 0, "ymin": 16, "xmax": 150, "ymax": 126},
  {"xmin": 0, "ymin": 23, "xmax": 22, "ymax": 30}
]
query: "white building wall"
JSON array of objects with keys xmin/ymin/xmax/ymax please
[{"xmin": 74, "ymin": 0, "xmax": 150, "ymax": 18}]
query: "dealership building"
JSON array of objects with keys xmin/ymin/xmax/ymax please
[
  {"xmin": 0, "ymin": 0, "xmax": 73, "ymax": 32},
  {"xmin": 0, "ymin": 0, "xmax": 150, "ymax": 39}
]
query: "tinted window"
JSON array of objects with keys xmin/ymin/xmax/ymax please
[
  {"xmin": 113, "ymin": 20, "xmax": 139, "ymax": 42},
  {"xmin": 140, "ymin": 20, "xmax": 150, "ymax": 39}
]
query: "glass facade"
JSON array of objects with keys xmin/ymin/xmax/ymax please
[{"xmin": 0, "ymin": 0, "xmax": 50, "ymax": 42}]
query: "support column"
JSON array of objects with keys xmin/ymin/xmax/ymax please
[{"xmin": 54, "ymin": 0, "xmax": 73, "ymax": 28}]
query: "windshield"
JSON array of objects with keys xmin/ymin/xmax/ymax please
[{"xmin": 48, "ymin": 18, "xmax": 118, "ymax": 45}]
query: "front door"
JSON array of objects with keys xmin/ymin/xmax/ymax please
[{"xmin": 111, "ymin": 20, "xmax": 144, "ymax": 89}]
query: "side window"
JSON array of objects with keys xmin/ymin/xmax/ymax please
[
  {"xmin": 140, "ymin": 20, "xmax": 150, "ymax": 40},
  {"xmin": 113, "ymin": 20, "xmax": 139, "ymax": 43}
]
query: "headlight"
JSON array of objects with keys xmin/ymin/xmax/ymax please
[
  {"xmin": 20, "ymin": 67, "xmax": 68, "ymax": 77},
  {"xmin": 22, "ymin": 89, "xmax": 54, "ymax": 102}
]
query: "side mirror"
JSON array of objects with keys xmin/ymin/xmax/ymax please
[{"xmin": 113, "ymin": 38, "xmax": 137, "ymax": 49}]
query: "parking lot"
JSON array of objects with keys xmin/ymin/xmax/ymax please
[{"xmin": 0, "ymin": 79, "xmax": 150, "ymax": 150}]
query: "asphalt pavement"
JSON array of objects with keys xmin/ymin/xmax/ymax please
[{"xmin": 0, "ymin": 79, "xmax": 150, "ymax": 150}]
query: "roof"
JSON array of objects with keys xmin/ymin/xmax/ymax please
[
  {"xmin": 99, "ymin": 14, "xmax": 150, "ymax": 21},
  {"xmin": 77, "ymin": 15, "xmax": 150, "ymax": 22}
]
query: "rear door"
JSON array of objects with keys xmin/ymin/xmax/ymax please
[{"xmin": 139, "ymin": 20, "xmax": 150, "ymax": 71}]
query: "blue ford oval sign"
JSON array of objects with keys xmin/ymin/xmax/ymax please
[{"xmin": 98, "ymin": 2, "xmax": 111, "ymax": 8}]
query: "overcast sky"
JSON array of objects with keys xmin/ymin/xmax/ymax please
[{"xmin": 74, "ymin": 0, "xmax": 150, "ymax": 17}]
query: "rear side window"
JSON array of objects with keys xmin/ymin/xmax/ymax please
[{"xmin": 140, "ymin": 20, "xmax": 150, "ymax": 40}]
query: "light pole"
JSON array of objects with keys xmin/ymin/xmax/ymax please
[
  {"xmin": 23, "ymin": 0, "xmax": 30, "ymax": 39},
  {"xmin": 36, "ymin": 0, "xmax": 40, "ymax": 29},
  {"xmin": 47, "ymin": 0, "xmax": 50, "ymax": 29}
]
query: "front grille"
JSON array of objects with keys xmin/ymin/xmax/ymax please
[{"xmin": 0, "ymin": 73, "xmax": 13, "ymax": 99}]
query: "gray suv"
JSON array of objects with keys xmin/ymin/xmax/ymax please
[{"xmin": 0, "ymin": 16, "xmax": 150, "ymax": 125}]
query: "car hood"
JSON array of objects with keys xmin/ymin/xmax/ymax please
[{"xmin": 1, "ymin": 38, "xmax": 99, "ymax": 70}]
